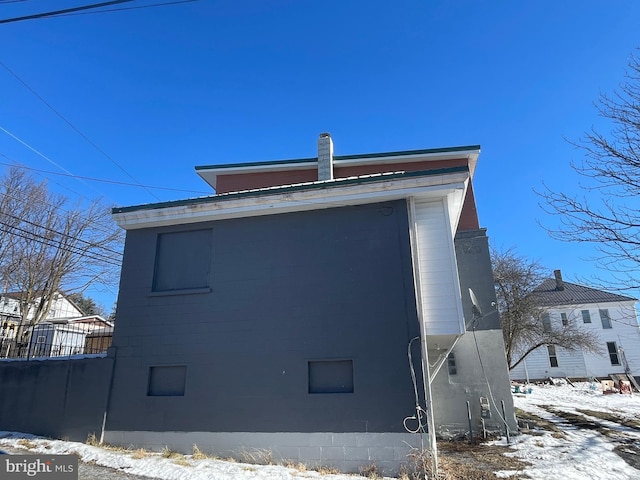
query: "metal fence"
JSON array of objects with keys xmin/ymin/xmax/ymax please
[{"xmin": 0, "ymin": 336, "xmax": 111, "ymax": 360}]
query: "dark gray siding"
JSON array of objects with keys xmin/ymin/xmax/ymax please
[
  {"xmin": 107, "ymin": 201, "xmax": 421, "ymax": 433},
  {"xmin": 454, "ymin": 229, "xmax": 500, "ymax": 330}
]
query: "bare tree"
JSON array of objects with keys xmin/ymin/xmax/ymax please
[
  {"xmin": 0, "ymin": 166, "xmax": 123, "ymax": 346},
  {"xmin": 539, "ymin": 51, "xmax": 640, "ymax": 291},
  {"xmin": 491, "ymin": 247, "xmax": 601, "ymax": 371}
]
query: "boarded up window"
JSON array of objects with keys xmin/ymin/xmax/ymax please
[
  {"xmin": 148, "ymin": 366, "xmax": 187, "ymax": 396},
  {"xmin": 308, "ymin": 360, "xmax": 354, "ymax": 394},
  {"xmin": 153, "ymin": 229, "xmax": 212, "ymax": 292}
]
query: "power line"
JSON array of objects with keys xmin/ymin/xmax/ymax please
[
  {"xmin": 0, "ymin": 222, "xmax": 122, "ymax": 267},
  {"xmin": 0, "ymin": 157, "xmax": 211, "ymax": 195},
  {"xmin": 0, "ymin": 0, "xmax": 134, "ymax": 24},
  {"xmin": 0, "ymin": 189, "xmax": 120, "ymax": 239},
  {"xmin": 0, "ymin": 60, "xmax": 162, "ymax": 201},
  {"xmin": 0, "ymin": 125, "xmax": 104, "ymax": 198},
  {"xmin": 1, "ymin": 210, "xmax": 123, "ymax": 257},
  {"xmin": 62, "ymin": 0, "xmax": 197, "ymax": 17}
]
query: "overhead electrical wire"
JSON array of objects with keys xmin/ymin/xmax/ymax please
[
  {"xmin": 61, "ymin": 0, "xmax": 198, "ymax": 17},
  {"xmin": 0, "ymin": 210, "xmax": 123, "ymax": 257},
  {"xmin": 0, "ymin": 158, "xmax": 211, "ymax": 195},
  {"xmin": 0, "ymin": 189, "xmax": 121, "ymax": 240},
  {"xmin": 0, "ymin": 60, "xmax": 162, "ymax": 201},
  {"xmin": 0, "ymin": 222, "xmax": 122, "ymax": 267},
  {"xmin": 0, "ymin": 0, "xmax": 134, "ymax": 24}
]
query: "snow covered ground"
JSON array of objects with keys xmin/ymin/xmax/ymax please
[
  {"xmin": 496, "ymin": 380, "xmax": 640, "ymax": 480},
  {"xmin": 1, "ymin": 381, "xmax": 639, "ymax": 479}
]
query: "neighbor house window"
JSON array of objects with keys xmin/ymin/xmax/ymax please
[
  {"xmin": 599, "ymin": 309, "xmax": 612, "ymax": 329},
  {"xmin": 447, "ymin": 353, "xmax": 457, "ymax": 375},
  {"xmin": 606, "ymin": 342, "xmax": 620, "ymax": 366},
  {"xmin": 547, "ymin": 345, "xmax": 559, "ymax": 368},
  {"xmin": 561, "ymin": 313, "xmax": 568, "ymax": 327},
  {"xmin": 581, "ymin": 310, "xmax": 591, "ymax": 323},
  {"xmin": 308, "ymin": 360, "xmax": 354, "ymax": 394},
  {"xmin": 153, "ymin": 229, "xmax": 212, "ymax": 292},
  {"xmin": 542, "ymin": 313, "xmax": 552, "ymax": 332}
]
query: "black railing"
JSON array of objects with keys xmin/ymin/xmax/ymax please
[{"xmin": 0, "ymin": 337, "xmax": 111, "ymax": 360}]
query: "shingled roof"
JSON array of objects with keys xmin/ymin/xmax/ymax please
[{"xmin": 530, "ymin": 271, "xmax": 636, "ymax": 307}]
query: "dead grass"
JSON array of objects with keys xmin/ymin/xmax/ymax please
[
  {"xmin": 515, "ymin": 407, "xmax": 566, "ymax": 438},
  {"xmin": 359, "ymin": 462, "xmax": 381, "ymax": 479},
  {"xmin": 576, "ymin": 408, "xmax": 640, "ymax": 430},
  {"xmin": 86, "ymin": 433, "xmax": 100, "ymax": 446},
  {"xmin": 238, "ymin": 448, "xmax": 273, "ymax": 465},
  {"xmin": 313, "ymin": 465, "xmax": 340, "ymax": 474},
  {"xmin": 192, "ymin": 444, "xmax": 209, "ymax": 460},
  {"xmin": 161, "ymin": 446, "xmax": 184, "ymax": 459},
  {"xmin": 435, "ymin": 441, "xmax": 530, "ymax": 480},
  {"xmin": 131, "ymin": 448, "xmax": 149, "ymax": 459},
  {"xmin": 17, "ymin": 439, "xmax": 37, "ymax": 449}
]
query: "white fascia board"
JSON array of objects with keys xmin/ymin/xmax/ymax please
[{"xmin": 114, "ymin": 171, "xmax": 469, "ymax": 230}]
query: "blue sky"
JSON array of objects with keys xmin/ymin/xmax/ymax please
[{"xmin": 1, "ymin": 0, "xmax": 639, "ymax": 309}]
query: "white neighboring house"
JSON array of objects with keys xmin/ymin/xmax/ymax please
[
  {"xmin": 27, "ymin": 316, "xmax": 113, "ymax": 357},
  {"xmin": 0, "ymin": 292, "xmax": 84, "ymax": 357},
  {"xmin": 509, "ymin": 270, "xmax": 640, "ymax": 383}
]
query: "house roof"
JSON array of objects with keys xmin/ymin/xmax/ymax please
[
  {"xmin": 112, "ymin": 166, "xmax": 470, "ymax": 230},
  {"xmin": 195, "ymin": 145, "xmax": 481, "ymax": 191},
  {"xmin": 530, "ymin": 278, "xmax": 636, "ymax": 307}
]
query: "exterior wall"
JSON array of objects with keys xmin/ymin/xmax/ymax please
[
  {"xmin": 509, "ymin": 302, "xmax": 640, "ymax": 381},
  {"xmin": 214, "ymin": 158, "xmax": 469, "ymax": 195},
  {"xmin": 427, "ymin": 229, "xmax": 517, "ymax": 437},
  {"xmin": 107, "ymin": 200, "xmax": 422, "ymax": 436},
  {"xmin": 509, "ymin": 346, "xmax": 588, "ymax": 381},
  {"xmin": 0, "ymin": 357, "xmax": 113, "ymax": 441},
  {"xmin": 103, "ymin": 431, "xmax": 421, "ymax": 475},
  {"xmin": 105, "ymin": 202, "xmax": 515, "ymax": 471}
]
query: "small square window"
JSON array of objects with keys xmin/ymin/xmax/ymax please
[
  {"xmin": 599, "ymin": 309, "xmax": 612, "ymax": 329},
  {"xmin": 308, "ymin": 360, "xmax": 353, "ymax": 394},
  {"xmin": 148, "ymin": 366, "xmax": 187, "ymax": 396},
  {"xmin": 581, "ymin": 310, "xmax": 591, "ymax": 323}
]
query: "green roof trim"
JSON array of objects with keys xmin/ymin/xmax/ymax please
[
  {"xmin": 113, "ymin": 165, "xmax": 469, "ymax": 215},
  {"xmin": 194, "ymin": 145, "xmax": 481, "ymax": 171}
]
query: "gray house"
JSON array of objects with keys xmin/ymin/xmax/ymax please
[{"xmin": 105, "ymin": 135, "xmax": 516, "ymax": 474}]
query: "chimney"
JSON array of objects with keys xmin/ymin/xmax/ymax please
[
  {"xmin": 317, "ymin": 133, "xmax": 334, "ymax": 181},
  {"xmin": 554, "ymin": 269, "xmax": 565, "ymax": 291}
]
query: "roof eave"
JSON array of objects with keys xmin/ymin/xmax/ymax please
[
  {"xmin": 113, "ymin": 169, "xmax": 469, "ymax": 230},
  {"xmin": 195, "ymin": 146, "xmax": 480, "ymax": 191}
]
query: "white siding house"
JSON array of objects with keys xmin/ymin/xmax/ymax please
[{"xmin": 510, "ymin": 271, "xmax": 640, "ymax": 382}]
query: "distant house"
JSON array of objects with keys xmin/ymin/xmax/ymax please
[
  {"xmin": 0, "ymin": 292, "xmax": 102, "ymax": 358},
  {"xmin": 509, "ymin": 270, "xmax": 640, "ymax": 383},
  {"xmin": 26, "ymin": 316, "xmax": 113, "ymax": 358},
  {"xmin": 106, "ymin": 135, "xmax": 517, "ymax": 474}
]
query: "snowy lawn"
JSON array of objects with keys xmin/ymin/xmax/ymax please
[
  {"xmin": 1, "ymin": 381, "xmax": 639, "ymax": 479},
  {"xmin": 496, "ymin": 380, "xmax": 640, "ymax": 480}
]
